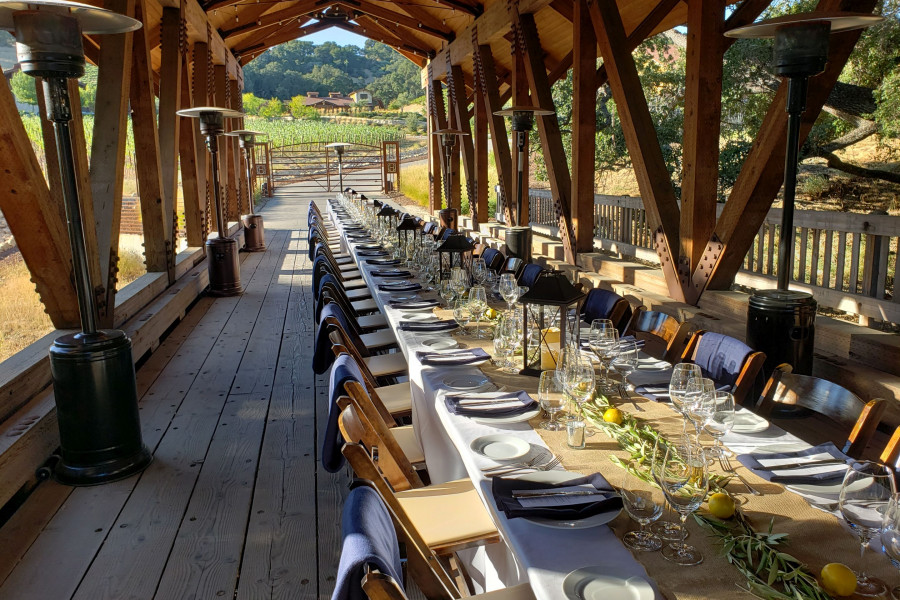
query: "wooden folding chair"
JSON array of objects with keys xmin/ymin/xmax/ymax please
[
  {"xmin": 334, "ymin": 352, "xmax": 411, "ymax": 419},
  {"xmin": 329, "ymin": 330, "xmax": 407, "ymax": 385},
  {"xmin": 680, "ymin": 330, "xmax": 766, "ymax": 406},
  {"xmin": 624, "ymin": 307, "xmax": 693, "ymax": 363},
  {"xmin": 757, "ymin": 364, "xmax": 886, "ymax": 458}
]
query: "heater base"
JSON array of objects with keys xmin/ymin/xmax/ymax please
[
  {"xmin": 242, "ymin": 214, "xmax": 266, "ymax": 252},
  {"xmin": 206, "ymin": 237, "xmax": 243, "ymax": 296}
]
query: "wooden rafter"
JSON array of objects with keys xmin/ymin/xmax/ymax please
[
  {"xmin": 237, "ymin": 19, "xmax": 314, "ymax": 54},
  {"xmin": 355, "ymin": 16, "xmax": 431, "ymax": 60},
  {"xmin": 473, "ymin": 73, "xmax": 489, "ymax": 227},
  {"xmin": 589, "ymin": 0, "xmax": 684, "ymax": 300},
  {"xmin": 352, "ymin": 14, "xmax": 433, "ymax": 57},
  {"xmin": 192, "ymin": 41, "xmax": 212, "ymax": 235},
  {"xmin": 222, "ymin": 0, "xmax": 328, "ymax": 39},
  {"xmin": 158, "ymin": 6, "xmax": 183, "ymax": 280},
  {"xmin": 571, "ymin": 0, "xmax": 596, "ymax": 252},
  {"xmin": 179, "ymin": 49, "xmax": 205, "ymax": 246},
  {"xmin": 449, "ymin": 62, "xmax": 476, "ymax": 220},
  {"xmin": 596, "ymin": 0, "xmax": 680, "ymax": 86},
  {"xmin": 334, "ymin": 0, "xmax": 454, "ymax": 41},
  {"xmin": 510, "ymin": 28, "xmax": 530, "ymax": 226},
  {"xmin": 517, "ymin": 12, "xmax": 576, "ymax": 263}
]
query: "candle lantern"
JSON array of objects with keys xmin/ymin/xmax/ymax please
[
  {"xmin": 436, "ymin": 234, "xmax": 474, "ymax": 281},
  {"xmin": 0, "ymin": 0, "xmax": 152, "ymax": 485},
  {"xmin": 177, "ymin": 106, "xmax": 246, "ymax": 296},
  {"xmin": 519, "ymin": 270, "xmax": 586, "ymax": 376},
  {"xmin": 397, "ymin": 216, "xmax": 421, "ymax": 248},
  {"xmin": 225, "ymin": 129, "xmax": 266, "ymax": 251}
]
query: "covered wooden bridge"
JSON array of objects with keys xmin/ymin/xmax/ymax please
[{"xmin": 0, "ymin": 0, "xmax": 892, "ymax": 597}]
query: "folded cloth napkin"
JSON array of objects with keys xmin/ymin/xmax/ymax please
[
  {"xmin": 379, "ymin": 282, "xmax": 422, "ymax": 292},
  {"xmin": 389, "ymin": 299, "xmax": 440, "ymax": 310},
  {"xmin": 357, "ymin": 243, "xmax": 383, "ymax": 250},
  {"xmin": 347, "ymin": 233, "xmax": 372, "ymax": 239},
  {"xmin": 367, "ymin": 258, "xmax": 402, "ymax": 266},
  {"xmin": 736, "ymin": 442, "xmax": 851, "ymax": 485},
  {"xmin": 633, "ymin": 383, "xmax": 672, "ymax": 402},
  {"xmin": 416, "ymin": 348, "xmax": 490, "ymax": 366},
  {"xmin": 399, "ymin": 318, "xmax": 457, "ymax": 331},
  {"xmin": 358, "ymin": 250, "xmax": 389, "ymax": 257},
  {"xmin": 492, "ymin": 472, "xmax": 622, "ymax": 520},
  {"xmin": 614, "ymin": 336, "xmax": 645, "ymax": 349},
  {"xmin": 372, "ymin": 269, "xmax": 413, "ymax": 278},
  {"xmin": 445, "ymin": 390, "xmax": 537, "ymax": 417}
]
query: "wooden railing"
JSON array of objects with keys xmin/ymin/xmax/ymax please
[{"xmin": 516, "ymin": 188, "xmax": 900, "ymax": 324}]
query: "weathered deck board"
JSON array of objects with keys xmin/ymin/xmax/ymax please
[{"xmin": 0, "ymin": 187, "xmax": 357, "ymax": 600}]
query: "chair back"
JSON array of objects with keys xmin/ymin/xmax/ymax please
[
  {"xmin": 757, "ymin": 365, "xmax": 886, "ymax": 458},
  {"xmin": 422, "ymin": 221, "xmax": 437, "ymax": 235},
  {"xmin": 681, "ymin": 331, "xmax": 766, "ymax": 406},
  {"xmin": 323, "ymin": 353, "xmax": 368, "ymax": 473},
  {"xmin": 880, "ymin": 427, "xmax": 900, "ymax": 471},
  {"xmin": 480, "ymin": 247, "xmax": 505, "ymax": 272},
  {"xmin": 517, "ymin": 263, "xmax": 545, "ymax": 288},
  {"xmin": 624, "ymin": 307, "xmax": 692, "ymax": 362},
  {"xmin": 500, "ymin": 257, "xmax": 525, "ymax": 278},
  {"xmin": 581, "ymin": 288, "xmax": 631, "ymax": 334},
  {"xmin": 440, "ymin": 228, "xmax": 455, "ymax": 241}
]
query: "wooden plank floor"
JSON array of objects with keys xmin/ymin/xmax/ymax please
[{"xmin": 0, "ymin": 185, "xmax": 353, "ymax": 600}]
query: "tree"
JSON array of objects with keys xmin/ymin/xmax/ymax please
[
  {"xmin": 259, "ymin": 98, "xmax": 284, "ymax": 118},
  {"xmin": 288, "ymin": 94, "xmax": 316, "ymax": 119},
  {"xmin": 10, "ymin": 71, "xmax": 37, "ymax": 105},
  {"xmin": 242, "ymin": 92, "xmax": 265, "ymax": 116},
  {"xmin": 79, "ymin": 85, "xmax": 96, "ymax": 112}
]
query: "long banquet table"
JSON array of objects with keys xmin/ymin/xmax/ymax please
[{"xmin": 326, "ymin": 199, "xmax": 899, "ymax": 600}]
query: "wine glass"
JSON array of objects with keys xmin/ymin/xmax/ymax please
[
  {"xmin": 881, "ymin": 493, "xmax": 900, "ymax": 600},
  {"xmin": 468, "ymin": 286, "xmax": 488, "ymax": 339},
  {"xmin": 681, "ymin": 375, "xmax": 713, "ymax": 437},
  {"xmin": 499, "ymin": 273, "xmax": 518, "ymax": 310},
  {"xmin": 704, "ymin": 392, "xmax": 735, "ymax": 458},
  {"xmin": 610, "ymin": 340, "xmax": 639, "ymax": 400},
  {"xmin": 659, "ymin": 440, "xmax": 709, "ymax": 565},
  {"xmin": 564, "ymin": 358, "xmax": 595, "ymax": 421},
  {"xmin": 839, "ymin": 461, "xmax": 897, "ymax": 597},
  {"xmin": 452, "ymin": 298, "xmax": 470, "ymax": 331},
  {"xmin": 685, "ymin": 379, "xmax": 715, "ymax": 444},
  {"xmin": 650, "ymin": 438, "xmax": 685, "ymax": 543},
  {"xmin": 439, "ymin": 278, "xmax": 455, "ymax": 307},
  {"xmin": 451, "ymin": 267, "xmax": 468, "ymax": 298},
  {"xmin": 669, "ymin": 363, "xmax": 702, "ymax": 427},
  {"xmin": 620, "ymin": 468, "xmax": 663, "ymax": 552},
  {"xmin": 472, "ymin": 258, "xmax": 488, "ymax": 285},
  {"xmin": 538, "ymin": 370, "xmax": 566, "ymax": 430}
]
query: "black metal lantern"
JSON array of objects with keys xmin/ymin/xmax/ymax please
[
  {"xmin": 436, "ymin": 234, "xmax": 474, "ymax": 280},
  {"xmin": 0, "ymin": 0, "xmax": 152, "ymax": 485},
  {"xmin": 519, "ymin": 270, "xmax": 586, "ymax": 376},
  {"xmin": 397, "ymin": 216, "xmax": 421, "ymax": 247},
  {"xmin": 225, "ymin": 129, "xmax": 266, "ymax": 252}
]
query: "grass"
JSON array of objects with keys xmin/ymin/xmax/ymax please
[{"xmin": 400, "ymin": 154, "xmax": 500, "ymax": 217}]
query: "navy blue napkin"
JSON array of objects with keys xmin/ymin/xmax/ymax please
[
  {"xmin": 399, "ymin": 318, "xmax": 456, "ymax": 331},
  {"xmin": 367, "ymin": 258, "xmax": 402, "ymax": 266},
  {"xmin": 380, "ymin": 283, "xmax": 422, "ymax": 292},
  {"xmin": 372, "ymin": 270, "xmax": 413, "ymax": 278},
  {"xmin": 390, "ymin": 299, "xmax": 440, "ymax": 310},
  {"xmin": 416, "ymin": 348, "xmax": 490, "ymax": 366},
  {"xmin": 492, "ymin": 473, "xmax": 622, "ymax": 520},
  {"xmin": 357, "ymin": 243, "xmax": 383, "ymax": 250},
  {"xmin": 444, "ymin": 390, "xmax": 537, "ymax": 417},
  {"xmin": 736, "ymin": 442, "xmax": 850, "ymax": 484},
  {"xmin": 358, "ymin": 250, "xmax": 389, "ymax": 257}
]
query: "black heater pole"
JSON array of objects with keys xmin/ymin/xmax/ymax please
[{"xmin": 778, "ymin": 76, "xmax": 808, "ymax": 290}]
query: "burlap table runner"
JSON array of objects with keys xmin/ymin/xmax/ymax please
[{"xmin": 439, "ymin": 312, "xmax": 898, "ymax": 599}]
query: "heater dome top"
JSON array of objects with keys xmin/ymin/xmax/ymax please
[
  {"xmin": 177, "ymin": 106, "xmax": 245, "ymax": 119},
  {"xmin": 0, "ymin": 0, "xmax": 140, "ymax": 34},
  {"xmin": 226, "ymin": 129, "xmax": 265, "ymax": 136},
  {"xmin": 432, "ymin": 128, "xmax": 468, "ymax": 136},
  {"xmin": 725, "ymin": 11, "xmax": 882, "ymax": 39},
  {"xmin": 494, "ymin": 106, "xmax": 555, "ymax": 116}
]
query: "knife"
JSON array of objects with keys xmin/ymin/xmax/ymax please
[
  {"xmin": 764, "ymin": 458, "xmax": 848, "ymax": 470},
  {"xmin": 512, "ymin": 490, "xmax": 605, "ymax": 499}
]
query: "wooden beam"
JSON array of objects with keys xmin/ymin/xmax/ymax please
[
  {"xmin": 192, "ymin": 41, "xmax": 212, "ymax": 236},
  {"xmin": 159, "ymin": 6, "xmax": 183, "ymax": 280},
  {"xmin": 336, "ymin": 0, "xmax": 453, "ymax": 41},
  {"xmin": 214, "ymin": 64, "xmax": 238, "ymax": 222},
  {"xmin": 472, "ymin": 40, "xmax": 513, "ymax": 225},
  {"xmin": 222, "ymin": 0, "xmax": 326, "ymax": 39},
  {"xmin": 705, "ymin": 0, "xmax": 876, "ymax": 290},
  {"xmin": 132, "ymin": 0, "xmax": 172, "ymax": 277},
  {"xmin": 548, "ymin": 50, "xmax": 573, "ymax": 85},
  {"xmin": 571, "ymin": 0, "xmax": 596, "ymax": 253},
  {"xmin": 449, "ymin": 62, "xmax": 476, "ymax": 220},
  {"xmin": 89, "ymin": 0, "xmax": 135, "ymax": 324},
  {"xmin": 0, "ymin": 80, "xmax": 79, "ymax": 327},
  {"xmin": 216, "ymin": 1, "xmax": 273, "ymax": 39},
  {"xmin": 444, "ymin": 71, "xmax": 461, "ymax": 213},
  {"xmin": 236, "ymin": 20, "xmax": 312, "ymax": 55},
  {"xmin": 351, "ymin": 17, "xmax": 432, "ymax": 58},
  {"xmin": 473, "ymin": 73, "xmax": 489, "ymax": 227},
  {"xmin": 180, "ymin": 51, "xmax": 205, "ymax": 246},
  {"xmin": 588, "ymin": 0, "xmax": 684, "ymax": 300},
  {"xmin": 517, "ymin": 13, "xmax": 576, "ymax": 263},
  {"xmin": 429, "ymin": 74, "xmax": 449, "ymax": 210},
  {"xmin": 229, "ymin": 77, "xmax": 245, "ymax": 215},
  {"xmin": 510, "ymin": 31, "xmax": 530, "ymax": 227},
  {"xmin": 426, "ymin": 65, "xmax": 442, "ymax": 213},
  {"xmin": 679, "ymin": 0, "xmax": 724, "ymax": 273},
  {"xmin": 596, "ymin": 0, "xmax": 680, "ymax": 86},
  {"xmin": 183, "ymin": 0, "xmax": 242, "ymax": 80},
  {"xmin": 549, "ymin": 0, "xmax": 573, "ymax": 21}
]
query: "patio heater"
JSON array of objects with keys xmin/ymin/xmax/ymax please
[
  {"xmin": 327, "ymin": 142, "xmax": 351, "ymax": 193},
  {"xmin": 0, "ymin": 0, "xmax": 151, "ymax": 484},
  {"xmin": 177, "ymin": 106, "xmax": 246, "ymax": 296},
  {"xmin": 431, "ymin": 128, "xmax": 468, "ymax": 231},
  {"xmin": 494, "ymin": 106, "xmax": 554, "ymax": 262},
  {"xmin": 225, "ymin": 129, "xmax": 266, "ymax": 252},
  {"xmin": 726, "ymin": 12, "xmax": 881, "ymax": 378}
]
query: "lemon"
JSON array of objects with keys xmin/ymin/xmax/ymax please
[
  {"xmin": 821, "ymin": 563, "xmax": 857, "ymax": 597},
  {"xmin": 602, "ymin": 407, "xmax": 623, "ymax": 425},
  {"xmin": 486, "ymin": 308, "xmax": 499, "ymax": 319},
  {"xmin": 707, "ymin": 492, "xmax": 735, "ymax": 519}
]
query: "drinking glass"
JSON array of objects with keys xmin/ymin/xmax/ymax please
[
  {"xmin": 659, "ymin": 440, "xmax": 709, "ymax": 565},
  {"xmin": 881, "ymin": 493, "xmax": 900, "ymax": 600},
  {"xmin": 439, "ymin": 279, "xmax": 455, "ymax": 307},
  {"xmin": 538, "ymin": 370, "xmax": 566, "ymax": 430},
  {"xmin": 669, "ymin": 364, "xmax": 702, "ymax": 427},
  {"xmin": 452, "ymin": 298, "xmax": 470, "ymax": 330},
  {"xmin": 610, "ymin": 340, "xmax": 639, "ymax": 400},
  {"xmin": 564, "ymin": 359, "xmax": 596, "ymax": 421},
  {"xmin": 468, "ymin": 286, "xmax": 488, "ymax": 339},
  {"xmin": 685, "ymin": 378, "xmax": 715, "ymax": 444},
  {"xmin": 589, "ymin": 328, "xmax": 619, "ymax": 388},
  {"xmin": 650, "ymin": 438, "xmax": 685, "ymax": 542},
  {"xmin": 620, "ymin": 468, "xmax": 663, "ymax": 552},
  {"xmin": 451, "ymin": 267, "xmax": 468, "ymax": 298},
  {"xmin": 472, "ymin": 258, "xmax": 488, "ymax": 285},
  {"xmin": 704, "ymin": 392, "xmax": 735, "ymax": 457},
  {"xmin": 499, "ymin": 273, "xmax": 519, "ymax": 310},
  {"xmin": 840, "ymin": 461, "xmax": 897, "ymax": 597}
]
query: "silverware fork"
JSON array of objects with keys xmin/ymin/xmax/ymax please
[
  {"xmin": 482, "ymin": 455, "xmax": 542, "ymax": 473},
  {"xmin": 719, "ymin": 454, "xmax": 761, "ymax": 496},
  {"xmin": 484, "ymin": 456, "xmax": 561, "ymax": 477},
  {"xmin": 618, "ymin": 383, "xmax": 645, "ymax": 412}
]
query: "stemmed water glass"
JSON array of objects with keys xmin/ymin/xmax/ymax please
[
  {"xmin": 839, "ymin": 461, "xmax": 897, "ymax": 597},
  {"xmin": 685, "ymin": 379, "xmax": 715, "ymax": 444},
  {"xmin": 620, "ymin": 468, "xmax": 663, "ymax": 552},
  {"xmin": 610, "ymin": 340, "xmax": 639, "ymax": 400},
  {"xmin": 492, "ymin": 314, "xmax": 516, "ymax": 372},
  {"xmin": 650, "ymin": 438, "xmax": 685, "ymax": 543},
  {"xmin": 563, "ymin": 357, "xmax": 596, "ymax": 421},
  {"xmin": 472, "ymin": 258, "xmax": 488, "ymax": 286},
  {"xmin": 439, "ymin": 279, "xmax": 455, "ymax": 307},
  {"xmin": 538, "ymin": 370, "xmax": 566, "ymax": 431},
  {"xmin": 659, "ymin": 440, "xmax": 709, "ymax": 565},
  {"xmin": 881, "ymin": 493, "xmax": 900, "ymax": 600},
  {"xmin": 704, "ymin": 392, "xmax": 735, "ymax": 457},
  {"xmin": 468, "ymin": 286, "xmax": 488, "ymax": 339},
  {"xmin": 499, "ymin": 273, "xmax": 518, "ymax": 311},
  {"xmin": 451, "ymin": 267, "xmax": 468, "ymax": 298},
  {"xmin": 669, "ymin": 364, "xmax": 702, "ymax": 427},
  {"xmin": 681, "ymin": 374, "xmax": 713, "ymax": 437},
  {"xmin": 452, "ymin": 298, "xmax": 470, "ymax": 331}
]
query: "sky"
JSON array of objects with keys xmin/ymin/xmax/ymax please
[{"xmin": 301, "ymin": 26, "xmax": 368, "ymax": 47}]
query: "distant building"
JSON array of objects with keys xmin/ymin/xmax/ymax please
[{"xmin": 304, "ymin": 90, "xmax": 382, "ymax": 113}]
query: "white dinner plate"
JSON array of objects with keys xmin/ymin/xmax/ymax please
[
  {"xmin": 512, "ymin": 471, "xmax": 622, "ymax": 530},
  {"xmin": 401, "ymin": 312, "xmax": 437, "ymax": 322},
  {"xmin": 562, "ymin": 566, "xmax": 655, "ymax": 600},
  {"xmin": 442, "ymin": 373, "xmax": 491, "ymax": 390},
  {"xmin": 472, "ymin": 407, "xmax": 540, "ymax": 425},
  {"xmin": 731, "ymin": 410, "xmax": 769, "ymax": 434},
  {"xmin": 470, "ymin": 434, "xmax": 531, "ymax": 460},
  {"xmin": 420, "ymin": 338, "xmax": 459, "ymax": 350}
]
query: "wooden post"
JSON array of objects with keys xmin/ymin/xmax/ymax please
[
  {"xmin": 131, "ymin": 0, "xmax": 170, "ymax": 277},
  {"xmin": 473, "ymin": 41, "xmax": 513, "ymax": 225},
  {"xmin": 572, "ymin": 0, "xmax": 597, "ymax": 252},
  {"xmin": 192, "ymin": 41, "xmax": 213, "ymax": 236},
  {"xmin": 429, "ymin": 75, "xmax": 449, "ymax": 211},
  {"xmin": 214, "ymin": 64, "xmax": 237, "ymax": 223},
  {"xmin": 473, "ymin": 75, "xmax": 489, "ymax": 230},
  {"xmin": 510, "ymin": 33, "xmax": 530, "ymax": 226},
  {"xmin": 88, "ymin": 0, "xmax": 135, "ymax": 323},
  {"xmin": 229, "ymin": 78, "xmax": 245, "ymax": 215},
  {"xmin": 180, "ymin": 49, "xmax": 205, "ymax": 246},
  {"xmin": 0, "ymin": 77, "xmax": 80, "ymax": 327},
  {"xmin": 158, "ymin": 6, "xmax": 183, "ymax": 266},
  {"xmin": 680, "ymin": 0, "xmax": 724, "ymax": 272},
  {"xmin": 445, "ymin": 78, "xmax": 461, "ymax": 213},
  {"xmin": 449, "ymin": 63, "xmax": 476, "ymax": 224},
  {"xmin": 426, "ymin": 68, "xmax": 442, "ymax": 213}
]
